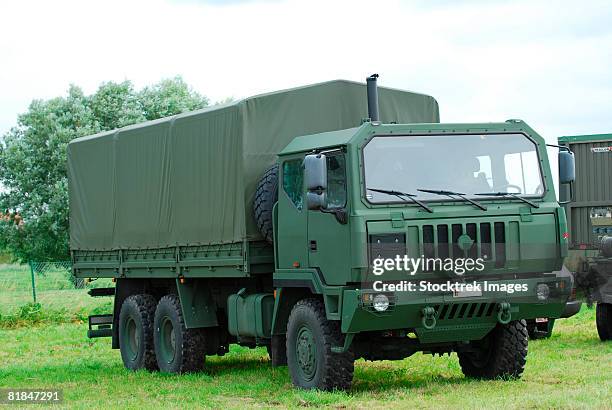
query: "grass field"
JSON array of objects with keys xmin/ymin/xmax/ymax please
[
  {"xmin": 0, "ymin": 264, "xmax": 112, "ymax": 322},
  {"xmin": 1, "ymin": 265, "xmax": 611, "ymax": 408}
]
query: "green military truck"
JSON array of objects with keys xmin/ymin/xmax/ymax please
[
  {"xmin": 558, "ymin": 133, "xmax": 612, "ymax": 341},
  {"xmin": 69, "ymin": 76, "xmax": 574, "ymax": 390}
]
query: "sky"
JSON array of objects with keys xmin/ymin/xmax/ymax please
[{"xmin": 0, "ymin": 0, "xmax": 611, "ymax": 147}]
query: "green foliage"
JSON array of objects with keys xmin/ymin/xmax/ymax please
[
  {"xmin": 0, "ymin": 299, "xmax": 113, "ymax": 329},
  {"xmin": 139, "ymin": 76, "xmax": 209, "ymax": 120},
  {"xmin": 0, "ymin": 251, "xmax": 12, "ymax": 263},
  {"xmin": 0, "ymin": 302, "xmax": 70, "ymax": 328},
  {"xmin": 18, "ymin": 302, "xmax": 44, "ymax": 322},
  {"xmin": 0, "ymin": 77, "xmax": 208, "ymax": 262}
]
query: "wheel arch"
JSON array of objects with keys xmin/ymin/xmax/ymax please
[{"xmin": 271, "ymin": 287, "xmax": 316, "ymax": 336}]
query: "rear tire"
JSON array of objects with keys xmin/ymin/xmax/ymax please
[
  {"xmin": 254, "ymin": 165, "xmax": 278, "ymax": 243},
  {"xmin": 118, "ymin": 294, "xmax": 158, "ymax": 371},
  {"xmin": 286, "ymin": 299, "xmax": 354, "ymax": 391},
  {"xmin": 153, "ymin": 294, "xmax": 206, "ymax": 373},
  {"xmin": 596, "ymin": 303, "xmax": 612, "ymax": 341},
  {"xmin": 458, "ymin": 320, "xmax": 528, "ymax": 379}
]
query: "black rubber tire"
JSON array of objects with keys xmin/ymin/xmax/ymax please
[
  {"xmin": 596, "ymin": 303, "xmax": 612, "ymax": 341},
  {"xmin": 286, "ymin": 299, "xmax": 354, "ymax": 391},
  {"xmin": 254, "ymin": 165, "xmax": 278, "ymax": 243},
  {"xmin": 153, "ymin": 294, "xmax": 206, "ymax": 373},
  {"xmin": 526, "ymin": 318, "xmax": 555, "ymax": 339},
  {"xmin": 458, "ymin": 320, "xmax": 528, "ymax": 379},
  {"xmin": 118, "ymin": 294, "xmax": 158, "ymax": 371}
]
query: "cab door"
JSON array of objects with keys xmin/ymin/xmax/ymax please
[
  {"xmin": 276, "ymin": 156, "xmax": 308, "ymax": 270},
  {"xmin": 307, "ymin": 152, "xmax": 352, "ymax": 285}
]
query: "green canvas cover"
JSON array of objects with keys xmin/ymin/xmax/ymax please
[{"xmin": 68, "ymin": 80, "xmax": 439, "ymax": 250}]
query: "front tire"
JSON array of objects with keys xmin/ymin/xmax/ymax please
[
  {"xmin": 153, "ymin": 294, "xmax": 206, "ymax": 373},
  {"xmin": 458, "ymin": 320, "xmax": 528, "ymax": 379},
  {"xmin": 286, "ymin": 299, "xmax": 354, "ymax": 391},
  {"xmin": 118, "ymin": 294, "xmax": 158, "ymax": 371},
  {"xmin": 596, "ymin": 303, "xmax": 612, "ymax": 341}
]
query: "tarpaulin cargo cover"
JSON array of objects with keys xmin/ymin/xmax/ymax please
[{"xmin": 68, "ymin": 80, "xmax": 439, "ymax": 250}]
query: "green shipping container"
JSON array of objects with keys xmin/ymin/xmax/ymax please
[
  {"xmin": 558, "ymin": 133, "xmax": 612, "ymax": 248},
  {"xmin": 68, "ymin": 80, "xmax": 439, "ymax": 251}
]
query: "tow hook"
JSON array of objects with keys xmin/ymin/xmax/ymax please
[
  {"xmin": 421, "ymin": 306, "xmax": 437, "ymax": 330},
  {"xmin": 497, "ymin": 302, "xmax": 512, "ymax": 324}
]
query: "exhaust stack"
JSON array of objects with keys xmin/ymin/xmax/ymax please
[{"xmin": 366, "ymin": 73, "xmax": 380, "ymax": 122}]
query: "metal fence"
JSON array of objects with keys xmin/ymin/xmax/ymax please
[
  {"xmin": 28, "ymin": 261, "xmax": 79, "ymax": 303},
  {"xmin": 0, "ymin": 262, "xmax": 114, "ymax": 315}
]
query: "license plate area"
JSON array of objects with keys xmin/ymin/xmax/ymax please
[{"xmin": 453, "ymin": 289, "xmax": 482, "ymax": 298}]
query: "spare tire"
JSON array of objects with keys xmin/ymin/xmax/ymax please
[{"xmin": 254, "ymin": 165, "xmax": 278, "ymax": 243}]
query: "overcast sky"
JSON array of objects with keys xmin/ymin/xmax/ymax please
[{"xmin": 1, "ymin": 0, "xmax": 611, "ymax": 146}]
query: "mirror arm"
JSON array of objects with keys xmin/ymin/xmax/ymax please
[
  {"xmin": 310, "ymin": 146, "xmax": 346, "ymax": 155},
  {"xmin": 546, "ymin": 143, "xmax": 571, "ymax": 152}
]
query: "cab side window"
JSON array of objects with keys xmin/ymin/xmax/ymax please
[
  {"xmin": 282, "ymin": 159, "xmax": 304, "ymax": 210},
  {"xmin": 326, "ymin": 154, "xmax": 347, "ymax": 209}
]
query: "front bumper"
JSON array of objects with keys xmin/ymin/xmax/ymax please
[
  {"xmin": 561, "ymin": 299, "xmax": 582, "ymax": 318},
  {"xmin": 340, "ymin": 274, "xmax": 571, "ymax": 343}
]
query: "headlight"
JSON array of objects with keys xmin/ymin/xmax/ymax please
[
  {"xmin": 373, "ymin": 294, "xmax": 390, "ymax": 312},
  {"xmin": 536, "ymin": 283, "xmax": 550, "ymax": 301}
]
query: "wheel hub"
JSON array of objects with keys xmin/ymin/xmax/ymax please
[
  {"xmin": 160, "ymin": 316, "xmax": 176, "ymax": 364},
  {"xmin": 296, "ymin": 325, "xmax": 316, "ymax": 381},
  {"xmin": 125, "ymin": 317, "xmax": 139, "ymax": 361}
]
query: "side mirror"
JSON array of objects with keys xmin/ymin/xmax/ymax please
[
  {"xmin": 306, "ymin": 191, "xmax": 326, "ymax": 210},
  {"xmin": 304, "ymin": 154, "xmax": 327, "ymax": 210},
  {"xmin": 304, "ymin": 154, "xmax": 327, "ymax": 190},
  {"xmin": 559, "ymin": 150, "xmax": 575, "ymax": 184}
]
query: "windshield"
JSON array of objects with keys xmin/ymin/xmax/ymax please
[{"xmin": 363, "ymin": 133, "xmax": 544, "ymax": 204}]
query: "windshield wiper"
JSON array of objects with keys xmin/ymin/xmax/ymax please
[
  {"xmin": 474, "ymin": 192, "xmax": 539, "ymax": 208},
  {"xmin": 367, "ymin": 187, "xmax": 433, "ymax": 213},
  {"xmin": 417, "ymin": 188, "xmax": 487, "ymax": 211}
]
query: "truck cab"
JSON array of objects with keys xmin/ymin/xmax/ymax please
[{"xmin": 271, "ymin": 119, "xmax": 573, "ymax": 389}]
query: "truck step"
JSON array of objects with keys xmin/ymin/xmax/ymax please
[
  {"xmin": 87, "ymin": 328, "xmax": 113, "ymax": 338},
  {"xmin": 87, "ymin": 314, "xmax": 113, "ymax": 338},
  {"xmin": 88, "ymin": 287, "xmax": 115, "ymax": 297}
]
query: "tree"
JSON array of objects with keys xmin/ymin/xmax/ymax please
[
  {"xmin": 0, "ymin": 77, "xmax": 208, "ymax": 262},
  {"xmin": 139, "ymin": 76, "xmax": 208, "ymax": 120}
]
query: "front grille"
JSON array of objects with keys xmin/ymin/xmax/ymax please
[
  {"xmin": 422, "ymin": 222, "xmax": 507, "ymax": 267},
  {"xmin": 435, "ymin": 302, "xmax": 496, "ymax": 321},
  {"xmin": 494, "ymin": 222, "xmax": 507, "ymax": 267}
]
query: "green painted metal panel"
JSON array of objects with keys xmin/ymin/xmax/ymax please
[
  {"xmin": 558, "ymin": 133, "xmax": 612, "ymax": 144},
  {"xmin": 340, "ymin": 278, "xmax": 569, "ymax": 335},
  {"xmin": 558, "ymin": 134, "xmax": 612, "ymax": 248},
  {"xmin": 276, "ymin": 155, "xmax": 309, "ymax": 272},
  {"xmin": 227, "ymin": 292, "xmax": 275, "ymax": 338},
  {"xmin": 176, "ymin": 279, "xmax": 218, "ymax": 328},
  {"xmin": 281, "ymin": 127, "xmax": 359, "ymax": 155},
  {"xmin": 71, "ymin": 241, "xmax": 273, "ymax": 278}
]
